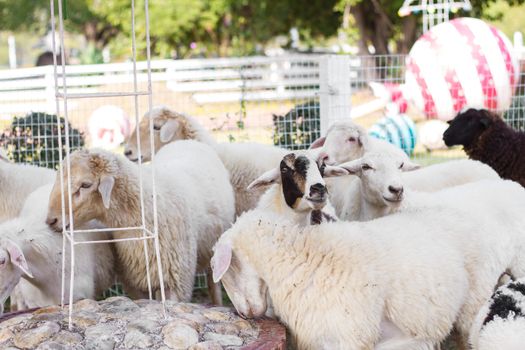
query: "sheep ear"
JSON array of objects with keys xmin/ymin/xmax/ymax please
[
  {"xmin": 247, "ymin": 168, "xmax": 281, "ymax": 191},
  {"xmin": 98, "ymin": 175, "xmax": 115, "ymax": 209},
  {"xmin": 401, "ymin": 160, "xmax": 421, "ymax": 172},
  {"xmin": 356, "ymin": 127, "xmax": 369, "ymax": 148},
  {"xmin": 309, "ymin": 137, "xmax": 326, "ymax": 149},
  {"xmin": 159, "ymin": 119, "xmax": 179, "ymax": 143},
  {"xmin": 339, "ymin": 159, "xmax": 363, "ymax": 175},
  {"xmin": 323, "ymin": 165, "xmax": 349, "ymax": 177},
  {"xmin": 6, "ymin": 239, "xmax": 33, "ymax": 278},
  {"xmin": 211, "ymin": 241, "xmax": 232, "ymax": 283}
]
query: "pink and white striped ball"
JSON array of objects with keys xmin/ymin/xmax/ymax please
[{"xmin": 405, "ymin": 17, "xmax": 519, "ymax": 121}]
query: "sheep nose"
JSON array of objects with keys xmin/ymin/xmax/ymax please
[
  {"xmin": 46, "ymin": 217, "xmax": 58, "ymax": 227},
  {"xmin": 124, "ymin": 149, "xmax": 132, "ymax": 157},
  {"xmin": 388, "ymin": 186, "xmax": 404, "ymax": 196},
  {"xmin": 238, "ymin": 309, "xmax": 253, "ymax": 319},
  {"xmin": 310, "ymin": 183, "xmax": 326, "ymax": 197}
]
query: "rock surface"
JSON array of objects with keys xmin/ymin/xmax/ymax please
[{"xmin": 0, "ymin": 297, "xmax": 259, "ymax": 349}]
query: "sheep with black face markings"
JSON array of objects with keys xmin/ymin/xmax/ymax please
[
  {"xmin": 469, "ymin": 277, "xmax": 525, "ymax": 350},
  {"xmin": 443, "ymin": 108, "xmax": 525, "ymax": 187},
  {"xmin": 45, "ymin": 140, "xmax": 235, "ymax": 304},
  {"xmin": 247, "ymin": 152, "xmax": 347, "ymax": 226},
  {"xmin": 123, "ymin": 106, "xmax": 287, "ymax": 217}
]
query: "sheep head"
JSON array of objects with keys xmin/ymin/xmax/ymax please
[
  {"xmin": 339, "ymin": 153, "xmax": 420, "ymax": 207},
  {"xmin": 248, "ymin": 152, "xmax": 347, "ymax": 212},
  {"xmin": 309, "ymin": 121, "xmax": 368, "ymax": 165},
  {"xmin": 46, "ymin": 149, "xmax": 118, "ymax": 232},
  {"xmin": 211, "ymin": 238, "xmax": 268, "ymax": 319},
  {"xmin": 0, "ymin": 239, "xmax": 32, "ymax": 314},
  {"xmin": 124, "ymin": 106, "xmax": 189, "ymax": 163},
  {"xmin": 443, "ymin": 108, "xmax": 498, "ymax": 148}
]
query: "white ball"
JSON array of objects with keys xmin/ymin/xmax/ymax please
[
  {"xmin": 88, "ymin": 105, "xmax": 130, "ymax": 150},
  {"xmin": 405, "ymin": 17, "xmax": 519, "ymax": 121}
]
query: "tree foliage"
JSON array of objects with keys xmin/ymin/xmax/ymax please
[
  {"xmin": 95, "ymin": 0, "xmax": 342, "ymax": 58},
  {"xmin": 0, "ymin": 0, "xmax": 524, "ymax": 59}
]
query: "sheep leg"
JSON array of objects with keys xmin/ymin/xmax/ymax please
[
  {"xmin": 454, "ymin": 284, "xmax": 492, "ymax": 350},
  {"xmin": 125, "ymin": 284, "xmax": 149, "ymax": 300},
  {"xmin": 206, "ymin": 270, "xmax": 223, "ymax": 305}
]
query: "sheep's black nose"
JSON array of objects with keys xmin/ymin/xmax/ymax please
[
  {"xmin": 310, "ymin": 183, "xmax": 326, "ymax": 197},
  {"xmin": 388, "ymin": 186, "xmax": 403, "ymax": 196},
  {"xmin": 124, "ymin": 149, "xmax": 132, "ymax": 157}
]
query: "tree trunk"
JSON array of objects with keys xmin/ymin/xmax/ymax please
[
  {"xmin": 369, "ymin": 0, "xmax": 393, "ymax": 55},
  {"xmin": 398, "ymin": 16, "xmax": 418, "ymax": 54},
  {"xmin": 350, "ymin": 4, "xmax": 371, "ymax": 55},
  {"xmin": 83, "ymin": 22, "xmax": 118, "ymax": 50}
]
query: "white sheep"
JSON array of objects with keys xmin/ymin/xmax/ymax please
[
  {"xmin": 123, "ymin": 106, "xmax": 288, "ymax": 217},
  {"xmin": 212, "ymin": 178, "xmax": 525, "ymax": 349},
  {"xmin": 246, "ymin": 152, "xmax": 346, "ymax": 319},
  {"xmin": 210, "ymin": 210, "xmax": 458, "ymax": 349},
  {"xmin": 0, "ymin": 158, "xmax": 56, "ymax": 222},
  {"xmin": 46, "ymin": 140, "xmax": 235, "ymax": 304},
  {"xmin": 247, "ymin": 152, "xmax": 347, "ymax": 226},
  {"xmin": 309, "ymin": 120, "xmax": 411, "ymax": 212},
  {"xmin": 0, "ymin": 158, "xmax": 56, "ymax": 311},
  {"xmin": 469, "ymin": 278, "xmax": 525, "ymax": 350},
  {"xmin": 0, "ymin": 184, "xmax": 115, "ymax": 313},
  {"xmin": 309, "ymin": 120, "xmax": 410, "ymax": 165},
  {"xmin": 336, "ymin": 153, "xmax": 500, "ymax": 221}
]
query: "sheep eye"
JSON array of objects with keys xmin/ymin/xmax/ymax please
[
  {"xmin": 348, "ymin": 137, "xmax": 356, "ymax": 142},
  {"xmin": 153, "ymin": 124, "xmax": 162, "ymax": 131},
  {"xmin": 0, "ymin": 258, "xmax": 5, "ymax": 265},
  {"xmin": 399, "ymin": 162, "xmax": 404, "ymax": 169},
  {"xmin": 362, "ymin": 164, "xmax": 372, "ymax": 171},
  {"xmin": 281, "ymin": 167, "xmax": 289, "ymax": 174},
  {"xmin": 80, "ymin": 182, "xmax": 92, "ymax": 189}
]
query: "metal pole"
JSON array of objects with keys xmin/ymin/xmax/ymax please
[{"xmin": 144, "ymin": 0, "xmax": 167, "ymax": 315}]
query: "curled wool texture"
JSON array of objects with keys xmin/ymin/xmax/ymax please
[
  {"xmin": 223, "ymin": 209, "xmax": 468, "ymax": 349},
  {"xmin": 176, "ymin": 112, "xmax": 289, "ymax": 216},
  {"xmin": 470, "ymin": 278, "xmax": 525, "ymax": 350},
  {"xmin": 81, "ymin": 141, "xmax": 234, "ymax": 300},
  {"xmin": 132, "ymin": 108, "xmax": 288, "ymax": 217},
  {"xmin": 465, "ymin": 116, "xmax": 525, "ymax": 187},
  {"xmin": 224, "ymin": 178, "xmax": 525, "ymax": 349},
  {"xmin": 0, "ymin": 160, "xmax": 55, "ymax": 222}
]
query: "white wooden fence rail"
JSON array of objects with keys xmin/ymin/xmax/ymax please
[{"xmin": 0, "ymin": 55, "xmax": 336, "ymax": 118}]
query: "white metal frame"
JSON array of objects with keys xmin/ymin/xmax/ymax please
[
  {"xmin": 398, "ymin": 0, "xmax": 472, "ymax": 32},
  {"xmin": 49, "ymin": 0, "xmax": 166, "ymax": 328}
]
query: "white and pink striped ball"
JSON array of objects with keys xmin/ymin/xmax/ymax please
[{"xmin": 405, "ymin": 17, "xmax": 519, "ymax": 121}]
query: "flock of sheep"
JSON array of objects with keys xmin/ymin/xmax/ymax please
[{"xmin": 0, "ymin": 106, "xmax": 524, "ymax": 350}]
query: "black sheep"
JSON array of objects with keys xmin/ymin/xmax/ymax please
[{"xmin": 443, "ymin": 108, "xmax": 525, "ymax": 187}]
